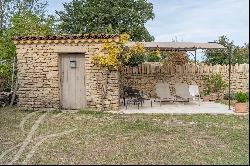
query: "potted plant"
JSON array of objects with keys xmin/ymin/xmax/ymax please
[
  {"xmin": 234, "ymin": 92, "xmax": 248, "ymax": 113},
  {"xmin": 202, "ymin": 90, "xmax": 211, "ymax": 101}
]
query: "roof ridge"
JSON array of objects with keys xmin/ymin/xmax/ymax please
[{"xmin": 13, "ymin": 34, "xmax": 119, "ymax": 41}]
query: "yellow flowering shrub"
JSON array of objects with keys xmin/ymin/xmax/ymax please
[
  {"xmin": 119, "ymin": 34, "xmax": 130, "ymax": 44},
  {"xmin": 92, "ymin": 34, "xmax": 129, "ymax": 70},
  {"xmin": 122, "ymin": 42, "xmax": 146, "ymax": 66},
  {"xmin": 92, "ymin": 34, "xmax": 165, "ymax": 68},
  {"xmin": 155, "ymin": 49, "xmax": 161, "ymax": 57}
]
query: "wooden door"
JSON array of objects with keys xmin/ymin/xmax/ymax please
[{"xmin": 60, "ymin": 54, "xmax": 86, "ymax": 109}]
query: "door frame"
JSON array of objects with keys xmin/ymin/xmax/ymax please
[{"xmin": 58, "ymin": 52, "xmax": 86, "ymax": 110}]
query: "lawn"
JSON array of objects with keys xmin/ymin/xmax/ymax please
[{"xmin": 0, "ymin": 107, "xmax": 249, "ymax": 165}]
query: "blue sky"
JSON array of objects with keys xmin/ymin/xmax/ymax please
[{"xmin": 47, "ymin": 0, "xmax": 249, "ymax": 46}]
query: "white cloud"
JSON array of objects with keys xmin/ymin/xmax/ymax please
[{"xmin": 146, "ymin": 0, "xmax": 249, "ymax": 45}]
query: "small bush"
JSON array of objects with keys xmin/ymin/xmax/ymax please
[
  {"xmin": 235, "ymin": 92, "xmax": 248, "ymax": 103},
  {"xmin": 202, "ymin": 74, "xmax": 228, "ymax": 95},
  {"xmin": 123, "ymin": 53, "xmax": 145, "ymax": 67},
  {"xmin": 145, "ymin": 50, "xmax": 161, "ymax": 62},
  {"xmin": 122, "ymin": 43, "xmax": 146, "ymax": 67}
]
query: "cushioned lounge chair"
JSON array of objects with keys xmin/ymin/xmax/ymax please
[
  {"xmin": 155, "ymin": 82, "xmax": 176, "ymax": 106},
  {"xmin": 175, "ymin": 83, "xmax": 194, "ymax": 102}
]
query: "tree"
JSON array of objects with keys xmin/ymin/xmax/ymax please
[
  {"xmin": 8, "ymin": 9, "xmax": 54, "ymax": 36},
  {"xmin": 233, "ymin": 43, "xmax": 249, "ymax": 64},
  {"xmin": 0, "ymin": 0, "xmax": 48, "ymax": 31},
  {"xmin": 0, "ymin": 0, "xmax": 54, "ymax": 91},
  {"xmin": 0, "ymin": 0, "xmax": 13, "ymax": 31},
  {"xmin": 56, "ymin": 0, "xmax": 155, "ymax": 41},
  {"xmin": 203, "ymin": 35, "xmax": 249, "ymax": 65}
]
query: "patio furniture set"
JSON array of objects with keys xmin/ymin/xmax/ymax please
[{"xmin": 122, "ymin": 82, "xmax": 200, "ymax": 109}]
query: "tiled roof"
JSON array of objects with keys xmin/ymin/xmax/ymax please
[{"xmin": 13, "ymin": 34, "xmax": 120, "ymax": 44}]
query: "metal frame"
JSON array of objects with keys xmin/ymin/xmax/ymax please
[{"xmin": 228, "ymin": 47, "xmax": 232, "ymax": 110}]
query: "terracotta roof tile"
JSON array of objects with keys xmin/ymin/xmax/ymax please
[{"xmin": 13, "ymin": 34, "xmax": 119, "ymax": 41}]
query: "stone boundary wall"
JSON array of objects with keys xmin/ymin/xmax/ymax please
[
  {"xmin": 120, "ymin": 63, "xmax": 249, "ymax": 98},
  {"xmin": 16, "ymin": 43, "xmax": 119, "ymax": 111}
]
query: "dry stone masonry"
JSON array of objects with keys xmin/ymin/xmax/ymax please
[{"xmin": 120, "ymin": 63, "xmax": 249, "ymax": 98}]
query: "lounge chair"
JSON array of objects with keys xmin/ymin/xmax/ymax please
[
  {"xmin": 175, "ymin": 83, "xmax": 194, "ymax": 102},
  {"xmin": 189, "ymin": 84, "xmax": 201, "ymax": 105},
  {"xmin": 155, "ymin": 82, "xmax": 176, "ymax": 106}
]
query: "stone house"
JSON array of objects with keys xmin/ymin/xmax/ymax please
[{"xmin": 13, "ymin": 34, "xmax": 121, "ymax": 111}]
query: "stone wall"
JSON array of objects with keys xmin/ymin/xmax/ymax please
[
  {"xmin": 15, "ymin": 41, "xmax": 120, "ymax": 111},
  {"xmin": 120, "ymin": 63, "xmax": 249, "ymax": 98}
]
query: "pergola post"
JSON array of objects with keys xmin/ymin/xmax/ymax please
[
  {"xmin": 194, "ymin": 49, "xmax": 197, "ymax": 64},
  {"xmin": 228, "ymin": 47, "xmax": 232, "ymax": 110}
]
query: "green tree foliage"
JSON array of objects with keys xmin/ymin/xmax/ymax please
[
  {"xmin": 204, "ymin": 35, "xmax": 249, "ymax": 65},
  {"xmin": 0, "ymin": 0, "xmax": 48, "ymax": 31},
  {"xmin": 0, "ymin": 0, "xmax": 55, "ymax": 91},
  {"xmin": 8, "ymin": 9, "xmax": 54, "ymax": 36},
  {"xmin": 233, "ymin": 43, "xmax": 249, "ymax": 64},
  {"xmin": 0, "ymin": 0, "xmax": 14, "ymax": 31},
  {"xmin": 56, "ymin": 0, "xmax": 155, "ymax": 41},
  {"xmin": 0, "ymin": 32, "xmax": 16, "ymax": 90}
]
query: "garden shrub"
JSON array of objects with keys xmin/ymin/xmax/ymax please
[
  {"xmin": 122, "ymin": 42, "xmax": 146, "ymax": 67},
  {"xmin": 235, "ymin": 92, "xmax": 248, "ymax": 103},
  {"xmin": 123, "ymin": 52, "xmax": 145, "ymax": 67},
  {"xmin": 145, "ymin": 50, "xmax": 161, "ymax": 62},
  {"xmin": 202, "ymin": 74, "xmax": 228, "ymax": 95}
]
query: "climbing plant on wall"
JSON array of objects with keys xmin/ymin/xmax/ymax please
[
  {"xmin": 92, "ymin": 33, "xmax": 130, "ymax": 70},
  {"xmin": 92, "ymin": 39, "xmax": 154, "ymax": 69}
]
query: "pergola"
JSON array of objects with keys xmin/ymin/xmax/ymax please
[
  {"xmin": 125, "ymin": 41, "xmax": 226, "ymax": 63},
  {"xmin": 125, "ymin": 41, "xmax": 233, "ymax": 110}
]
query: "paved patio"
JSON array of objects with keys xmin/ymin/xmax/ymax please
[{"xmin": 120, "ymin": 99, "xmax": 236, "ymax": 114}]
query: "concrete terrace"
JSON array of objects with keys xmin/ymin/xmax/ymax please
[{"xmin": 120, "ymin": 100, "xmax": 236, "ymax": 114}]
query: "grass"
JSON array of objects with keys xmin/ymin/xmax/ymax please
[{"xmin": 0, "ymin": 107, "xmax": 249, "ymax": 165}]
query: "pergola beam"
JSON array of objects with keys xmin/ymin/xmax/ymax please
[{"xmin": 125, "ymin": 42, "xmax": 226, "ymax": 50}]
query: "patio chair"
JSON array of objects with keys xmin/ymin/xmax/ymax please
[
  {"xmin": 175, "ymin": 83, "xmax": 194, "ymax": 102},
  {"xmin": 155, "ymin": 82, "xmax": 176, "ymax": 106},
  {"xmin": 189, "ymin": 84, "xmax": 201, "ymax": 106},
  {"xmin": 123, "ymin": 86, "xmax": 144, "ymax": 109}
]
